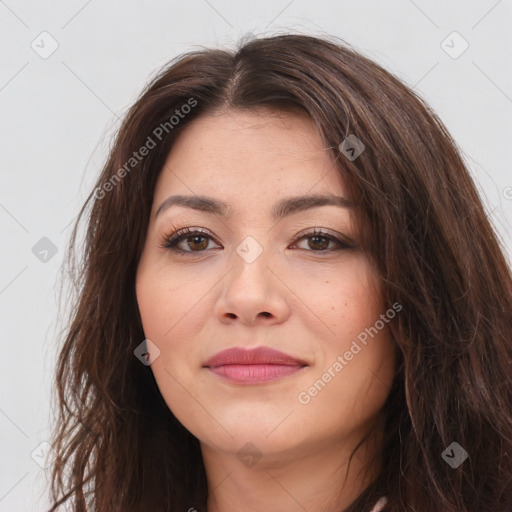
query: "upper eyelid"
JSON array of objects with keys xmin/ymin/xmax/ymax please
[{"xmin": 166, "ymin": 226, "xmax": 344, "ymax": 240}]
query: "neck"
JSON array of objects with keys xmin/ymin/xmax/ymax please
[{"xmin": 202, "ymin": 423, "xmax": 383, "ymax": 512}]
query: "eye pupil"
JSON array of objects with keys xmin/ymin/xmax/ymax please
[
  {"xmin": 188, "ymin": 235, "xmax": 208, "ymax": 251},
  {"xmin": 308, "ymin": 235, "xmax": 329, "ymax": 250}
]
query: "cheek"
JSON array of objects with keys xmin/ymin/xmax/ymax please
[
  {"xmin": 136, "ymin": 259, "xmax": 199, "ymax": 340},
  {"xmin": 136, "ymin": 278, "xmax": 170, "ymax": 341},
  {"xmin": 299, "ymin": 331, "xmax": 396, "ymax": 436},
  {"xmin": 136, "ymin": 265, "xmax": 207, "ymax": 427},
  {"xmin": 303, "ymin": 261, "xmax": 382, "ymax": 340},
  {"xmin": 135, "ymin": 260, "xmax": 210, "ymax": 379},
  {"xmin": 296, "ymin": 262, "xmax": 396, "ymax": 419}
]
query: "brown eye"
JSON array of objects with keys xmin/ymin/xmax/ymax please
[
  {"xmin": 162, "ymin": 227, "xmax": 220, "ymax": 254},
  {"xmin": 291, "ymin": 229, "xmax": 354, "ymax": 252},
  {"xmin": 182, "ymin": 234, "xmax": 210, "ymax": 251},
  {"xmin": 305, "ymin": 234, "xmax": 331, "ymax": 251}
]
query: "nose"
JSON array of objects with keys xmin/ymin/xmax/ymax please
[{"xmin": 212, "ymin": 243, "xmax": 291, "ymax": 326}]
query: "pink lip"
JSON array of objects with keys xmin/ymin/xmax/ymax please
[{"xmin": 203, "ymin": 347, "xmax": 308, "ymax": 384}]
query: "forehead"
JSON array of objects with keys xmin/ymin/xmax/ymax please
[{"xmin": 153, "ymin": 108, "xmax": 348, "ymax": 207}]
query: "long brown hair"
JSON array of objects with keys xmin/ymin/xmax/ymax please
[{"xmin": 48, "ymin": 33, "xmax": 512, "ymax": 512}]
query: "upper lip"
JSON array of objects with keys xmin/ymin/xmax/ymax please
[{"xmin": 203, "ymin": 346, "xmax": 308, "ymax": 367}]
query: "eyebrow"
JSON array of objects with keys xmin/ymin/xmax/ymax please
[{"xmin": 155, "ymin": 193, "xmax": 355, "ymax": 220}]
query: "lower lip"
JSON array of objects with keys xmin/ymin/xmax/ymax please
[{"xmin": 207, "ymin": 364, "xmax": 305, "ymax": 384}]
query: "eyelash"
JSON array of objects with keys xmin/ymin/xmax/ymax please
[{"xmin": 158, "ymin": 226, "xmax": 354, "ymax": 255}]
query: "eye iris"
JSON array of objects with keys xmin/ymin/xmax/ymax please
[
  {"xmin": 308, "ymin": 235, "xmax": 329, "ymax": 250},
  {"xmin": 187, "ymin": 235, "xmax": 208, "ymax": 251}
]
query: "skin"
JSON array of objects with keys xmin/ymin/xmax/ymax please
[{"xmin": 135, "ymin": 107, "xmax": 397, "ymax": 512}]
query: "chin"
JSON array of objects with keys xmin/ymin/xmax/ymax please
[{"xmin": 191, "ymin": 415, "xmax": 299, "ymax": 448}]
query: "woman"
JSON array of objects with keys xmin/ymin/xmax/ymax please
[{"xmin": 48, "ymin": 33, "xmax": 512, "ymax": 512}]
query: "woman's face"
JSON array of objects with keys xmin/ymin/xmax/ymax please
[{"xmin": 136, "ymin": 107, "xmax": 397, "ymax": 465}]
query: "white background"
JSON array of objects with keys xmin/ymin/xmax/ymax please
[{"xmin": 1, "ymin": 1, "xmax": 511, "ymax": 510}]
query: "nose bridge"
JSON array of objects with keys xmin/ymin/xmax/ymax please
[
  {"xmin": 229, "ymin": 234, "xmax": 271, "ymax": 295},
  {"xmin": 214, "ymin": 233, "xmax": 289, "ymax": 324}
]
